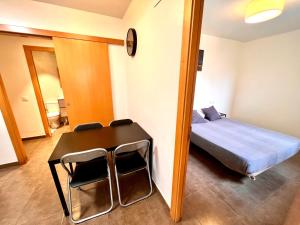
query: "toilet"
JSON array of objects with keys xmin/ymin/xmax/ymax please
[{"xmin": 45, "ymin": 101, "xmax": 61, "ymax": 129}]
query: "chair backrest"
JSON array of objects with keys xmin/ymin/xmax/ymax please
[
  {"xmin": 74, "ymin": 122, "xmax": 103, "ymax": 132},
  {"xmin": 60, "ymin": 148, "xmax": 107, "ymax": 176},
  {"xmin": 109, "ymin": 119, "xmax": 133, "ymax": 127},
  {"xmin": 113, "ymin": 140, "xmax": 150, "ymax": 163}
]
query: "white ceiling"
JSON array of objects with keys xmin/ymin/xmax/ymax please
[
  {"xmin": 202, "ymin": 0, "xmax": 300, "ymax": 42},
  {"xmin": 33, "ymin": 0, "xmax": 132, "ymax": 18}
]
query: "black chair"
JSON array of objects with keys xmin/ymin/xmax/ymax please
[
  {"xmin": 112, "ymin": 140, "xmax": 152, "ymax": 207},
  {"xmin": 73, "ymin": 122, "xmax": 105, "ymax": 169},
  {"xmin": 109, "ymin": 119, "xmax": 133, "ymax": 127},
  {"xmin": 60, "ymin": 148, "xmax": 114, "ymax": 224},
  {"xmin": 74, "ymin": 122, "xmax": 103, "ymax": 132}
]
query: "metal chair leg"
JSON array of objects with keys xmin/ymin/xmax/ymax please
[
  {"xmin": 115, "ymin": 163, "xmax": 153, "ymax": 207},
  {"xmin": 67, "ymin": 165, "xmax": 114, "ymax": 224}
]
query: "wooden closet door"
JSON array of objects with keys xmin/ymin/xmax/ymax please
[{"xmin": 53, "ymin": 37, "xmax": 114, "ymax": 129}]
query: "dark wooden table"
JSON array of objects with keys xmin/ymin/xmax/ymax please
[{"xmin": 48, "ymin": 123, "xmax": 152, "ymax": 216}]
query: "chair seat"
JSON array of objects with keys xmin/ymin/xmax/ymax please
[
  {"xmin": 70, "ymin": 157, "xmax": 108, "ymax": 188},
  {"xmin": 115, "ymin": 151, "xmax": 147, "ymax": 175}
]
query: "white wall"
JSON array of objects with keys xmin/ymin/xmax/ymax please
[
  {"xmin": 193, "ymin": 34, "xmax": 242, "ymax": 115},
  {"xmin": 231, "ymin": 30, "xmax": 300, "ymax": 138},
  {"xmin": 109, "ymin": 45, "xmax": 129, "ymax": 119},
  {"xmin": 194, "ymin": 30, "xmax": 300, "ymax": 138},
  {"xmin": 123, "ymin": 0, "xmax": 184, "ymax": 206},
  {"xmin": 0, "ymin": 34, "xmax": 53, "ymax": 138},
  {"xmin": 0, "ymin": 110, "xmax": 18, "ymax": 165}
]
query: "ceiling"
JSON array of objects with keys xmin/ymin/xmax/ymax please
[
  {"xmin": 33, "ymin": 0, "xmax": 132, "ymax": 18},
  {"xmin": 202, "ymin": 0, "xmax": 300, "ymax": 42}
]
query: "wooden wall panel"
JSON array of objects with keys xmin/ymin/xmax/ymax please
[
  {"xmin": 53, "ymin": 37, "xmax": 114, "ymax": 129},
  {"xmin": 0, "ymin": 24, "xmax": 124, "ymax": 46}
]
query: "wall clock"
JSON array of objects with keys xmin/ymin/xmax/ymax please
[{"xmin": 126, "ymin": 28, "xmax": 137, "ymax": 56}]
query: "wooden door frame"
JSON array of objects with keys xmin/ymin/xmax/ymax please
[
  {"xmin": 23, "ymin": 45, "xmax": 55, "ymax": 137},
  {"xmin": 0, "ymin": 74, "xmax": 27, "ymax": 164},
  {"xmin": 170, "ymin": 0, "xmax": 204, "ymax": 222},
  {"xmin": 0, "ymin": 24, "xmax": 124, "ymax": 46}
]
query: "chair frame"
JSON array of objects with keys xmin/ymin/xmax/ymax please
[
  {"xmin": 113, "ymin": 140, "xmax": 153, "ymax": 207},
  {"xmin": 61, "ymin": 148, "xmax": 114, "ymax": 224}
]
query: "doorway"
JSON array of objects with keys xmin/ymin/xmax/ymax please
[
  {"xmin": 170, "ymin": 0, "xmax": 204, "ymax": 221},
  {"xmin": 24, "ymin": 45, "xmax": 69, "ymax": 136},
  {"xmin": 171, "ymin": 0, "xmax": 300, "ymax": 224}
]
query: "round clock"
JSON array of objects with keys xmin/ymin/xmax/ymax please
[{"xmin": 126, "ymin": 28, "xmax": 137, "ymax": 56}]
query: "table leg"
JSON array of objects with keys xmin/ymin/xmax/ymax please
[{"xmin": 49, "ymin": 162, "xmax": 69, "ymax": 216}]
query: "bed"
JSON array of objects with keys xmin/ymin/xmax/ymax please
[{"xmin": 191, "ymin": 118, "xmax": 300, "ymax": 179}]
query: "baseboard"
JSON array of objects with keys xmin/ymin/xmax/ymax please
[
  {"xmin": 22, "ymin": 135, "xmax": 46, "ymax": 141},
  {"xmin": 0, "ymin": 162, "xmax": 19, "ymax": 169}
]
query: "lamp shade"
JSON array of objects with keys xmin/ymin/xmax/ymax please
[{"xmin": 245, "ymin": 0, "xmax": 285, "ymax": 24}]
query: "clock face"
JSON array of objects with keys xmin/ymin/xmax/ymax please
[{"xmin": 126, "ymin": 28, "xmax": 137, "ymax": 56}]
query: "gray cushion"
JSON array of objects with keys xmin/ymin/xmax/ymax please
[
  {"xmin": 192, "ymin": 110, "xmax": 208, "ymax": 123},
  {"xmin": 202, "ymin": 106, "xmax": 221, "ymax": 121}
]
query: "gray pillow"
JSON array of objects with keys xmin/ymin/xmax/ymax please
[
  {"xmin": 202, "ymin": 106, "xmax": 221, "ymax": 121},
  {"xmin": 192, "ymin": 110, "xmax": 208, "ymax": 123}
]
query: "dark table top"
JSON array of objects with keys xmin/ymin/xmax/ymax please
[{"xmin": 48, "ymin": 123, "xmax": 152, "ymax": 164}]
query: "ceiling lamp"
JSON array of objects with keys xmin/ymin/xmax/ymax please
[{"xmin": 245, "ymin": 0, "xmax": 285, "ymax": 24}]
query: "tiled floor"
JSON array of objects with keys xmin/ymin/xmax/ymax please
[
  {"xmin": 1, "ymin": 127, "xmax": 300, "ymax": 225},
  {"xmin": 0, "ymin": 126, "xmax": 174, "ymax": 225},
  {"xmin": 184, "ymin": 144, "xmax": 300, "ymax": 225}
]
